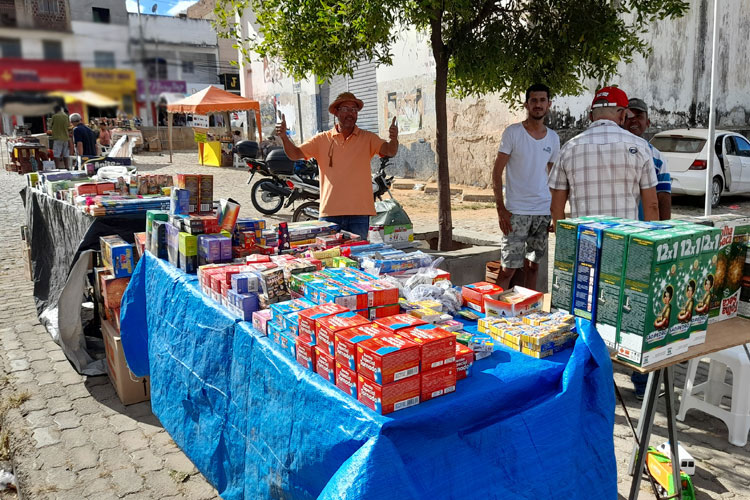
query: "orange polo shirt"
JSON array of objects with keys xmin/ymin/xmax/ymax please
[{"xmin": 299, "ymin": 125, "xmax": 385, "ymax": 217}]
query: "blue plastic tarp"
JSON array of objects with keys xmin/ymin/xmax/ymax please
[{"xmin": 120, "ymin": 252, "xmax": 617, "ymax": 499}]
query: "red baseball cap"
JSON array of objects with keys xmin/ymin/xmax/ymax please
[{"xmin": 591, "ymin": 86, "xmax": 629, "ymax": 109}]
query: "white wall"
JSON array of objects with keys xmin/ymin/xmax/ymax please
[
  {"xmin": 0, "ymin": 28, "xmax": 76, "ymax": 60},
  {"xmin": 70, "ymin": 21, "xmax": 130, "ymax": 68}
]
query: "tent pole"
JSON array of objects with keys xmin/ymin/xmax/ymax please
[{"xmin": 168, "ymin": 112, "xmax": 173, "ymax": 164}]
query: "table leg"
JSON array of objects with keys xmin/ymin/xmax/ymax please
[
  {"xmin": 628, "ymin": 371, "xmax": 656, "ymax": 476},
  {"xmin": 663, "ymin": 366, "xmax": 682, "ymax": 499},
  {"xmin": 628, "ymin": 368, "xmax": 662, "ymax": 500}
]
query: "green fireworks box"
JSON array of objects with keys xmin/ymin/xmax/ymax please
[
  {"xmin": 617, "ymin": 230, "xmax": 685, "ymax": 368},
  {"xmin": 696, "ymin": 214, "xmax": 750, "ymax": 323},
  {"xmin": 667, "ymin": 227, "xmax": 707, "ymax": 349},
  {"xmin": 595, "ymin": 225, "xmax": 646, "ymax": 351},
  {"xmin": 685, "ymin": 225, "xmax": 721, "ymax": 345}
]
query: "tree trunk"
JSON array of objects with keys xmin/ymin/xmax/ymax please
[{"xmin": 430, "ymin": 18, "xmax": 453, "ymax": 251}]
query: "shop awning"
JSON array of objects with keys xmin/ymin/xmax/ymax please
[
  {"xmin": 166, "ymin": 85, "xmax": 260, "ymax": 115},
  {"xmin": 51, "ymin": 90, "xmax": 119, "ymax": 107},
  {"xmin": 0, "ymin": 93, "xmax": 64, "ymax": 115}
]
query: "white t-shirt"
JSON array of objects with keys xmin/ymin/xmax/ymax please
[{"xmin": 498, "ymin": 122, "xmax": 560, "ymax": 215}]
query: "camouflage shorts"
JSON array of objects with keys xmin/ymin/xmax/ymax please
[{"xmin": 499, "ymin": 214, "xmax": 551, "ymax": 269}]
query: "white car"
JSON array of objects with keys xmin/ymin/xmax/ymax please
[{"xmin": 650, "ymin": 129, "xmax": 750, "ymax": 207}]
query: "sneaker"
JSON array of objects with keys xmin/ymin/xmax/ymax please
[{"xmin": 634, "ymin": 387, "xmax": 645, "ymax": 401}]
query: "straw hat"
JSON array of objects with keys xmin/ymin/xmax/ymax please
[{"xmin": 328, "ymin": 92, "xmax": 364, "ymax": 114}]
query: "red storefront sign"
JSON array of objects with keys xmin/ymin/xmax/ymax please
[{"xmin": 0, "ymin": 58, "xmax": 82, "ymax": 92}]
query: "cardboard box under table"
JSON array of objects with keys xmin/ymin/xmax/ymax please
[{"xmin": 101, "ymin": 319, "xmax": 150, "ymax": 405}]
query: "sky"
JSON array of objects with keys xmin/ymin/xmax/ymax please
[{"xmin": 125, "ymin": 0, "xmax": 199, "ymax": 16}]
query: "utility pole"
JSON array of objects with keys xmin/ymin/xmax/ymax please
[{"xmin": 136, "ymin": 0, "xmax": 152, "ymax": 126}]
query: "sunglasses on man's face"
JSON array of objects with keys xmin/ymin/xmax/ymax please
[{"xmin": 337, "ymin": 106, "xmax": 358, "ymax": 113}]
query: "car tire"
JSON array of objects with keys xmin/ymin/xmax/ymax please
[{"xmin": 711, "ymin": 176, "xmax": 723, "ymax": 208}]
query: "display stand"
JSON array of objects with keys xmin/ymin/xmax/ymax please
[{"xmin": 612, "ymin": 317, "xmax": 750, "ymax": 500}]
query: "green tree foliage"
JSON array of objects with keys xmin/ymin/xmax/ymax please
[{"xmin": 215, "ymin": 0, "xmax": 689, "ymax": 249}]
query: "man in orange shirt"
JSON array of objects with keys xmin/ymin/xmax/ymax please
[{"xmin": 276, "ymin": 92, "xmax": 399, "ymax": 239}]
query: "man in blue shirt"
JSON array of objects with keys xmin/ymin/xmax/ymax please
[
  {"xmin": 623, "ymin": 97, "xmax": 672, "ymax": 399},
  {"xmin": 70, "ymin": 113, "xmax": 98, "ymax": 158},
  {"xmin": 625, "ymin": 98, "xmax": 671, "ymax": 221}
]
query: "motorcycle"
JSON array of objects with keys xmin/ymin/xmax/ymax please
[
  {"xmin": 239, "ymin": 141, "xmax": 320, "ymax": 215},
  {"xmin": 291, "ymin": 156, "xmax": 396, "ymax": 222}
]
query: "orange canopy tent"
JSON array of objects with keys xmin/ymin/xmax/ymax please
[{"xmin": 165, "ymin": 85, "xmax": 262, "ymax": 163}]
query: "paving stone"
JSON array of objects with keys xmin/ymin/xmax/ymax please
[
  {"xmin": 59, "ymin": 371, "xmax": 84, "ymax": 387},
  {"xmin": 54, "ymin": 410, "xmax": 82, "ymax": 430},
  {"xmin": 33, "ymin": 426, "xmax": 61, "ymax": 448},
  {"xmin": 5, "ymin": 349, "xmax": 25, "ymax": 360},
  {"xmin": 36, "ymin": 371, "xmax": 60, "ymax": 386},
  {"xmin": 150, "ymin": 431, "xmax": 178, "ymax": 452},
  {"xmin": 11, "ymin": 367, "xmax": 34, "ymax": 383},
  {"xmin": 70, "ymin": 445, "xmax": 99, "ymax": 472},
  {"xmin": 48, "ymin": 349, "xmax": 68, "ymax": 362},
  {"xmin": 74, "ymin": 396, "xmax": 106, "ymax": 416},
  {"xmin": 45, "ymin": 466, "xmax": 77, "ymax": 490},
  {"xmin": 119, "ymin": 428, "xmax": 150, "ymax": 453},
  {"xmin": 77, "ymin": 469, "xmax": 114, "ymax": 497},
  {"xmin": 141, "ymin": 470, "xmax": 186, "ymax": 498},
  {"xmin": 186, "ymin": 474, "xmax": 221, "ymax": 499},
  {"xmin": 108, "ymin": 413, "xmax": 140, "ymax": 433},
  {"xmin": 89, "ymin": 428, "xmax": 121, "ymax": 451},
  {"xmin": 9, "ymin": 358, "xmax": 29, "ymax": 372},
  {"xmin": 60, "ymin": 427, "xmax": 90, "ymax": 448},
  {"xmin": 110, "ymin": 467, "xmax": 145, "ymax": 497},
  {"xmin": 46, "ymin": 396, "xmax": 74, "ymax": 415},
  {"xmin": 130, "ymin": 448, "xmax": 163, "ymax": 472},
  {"xmin": 25, "ymin": 409, "xmax": 53, "ymax": 429},
  {"xmin": 25, "ymin": 348, "xmax": 47, "ymax": 362},
  {"xmin": 99, "ymin": 446, "xmax": 133, "ymax": 471},
  {"xmin": 163, "ymin": 451, "xmax": 198, "ymax": 474},
  {"xmin": 36, "ymin": 443, "xmax": 71, "ymax": 469},
  {"xmin": 82, "ymin": 414, "xmax": 111, "ymax": 432}
]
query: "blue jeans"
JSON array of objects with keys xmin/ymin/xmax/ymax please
[
  {"xmin": 320, "ymin": 215, "xmax": 370, "ymax": 241},
  {"xmin": 631, "ymin": 371, "xmax": 649, "ymax": 395}
]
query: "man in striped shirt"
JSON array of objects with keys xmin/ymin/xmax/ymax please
[
  {"xmin": 624, "ymin": 98, "xmax": 672, "ymax": 221},
  {"xmin": 548, "ymin": 86, "xmax": 659, "ymax": 226}
]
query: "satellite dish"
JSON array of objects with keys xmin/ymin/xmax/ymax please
[{"xmin": 151, "ymin": 4, "xmax": 157, "ymax": 13}]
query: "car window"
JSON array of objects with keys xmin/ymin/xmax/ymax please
[
  {"xmin": 733, "ymin": 136, "xmax": 750, "ymax": 157},
  {"xmin": 725, "ymin": 136, "xmax": 737, "ymax": 155},
  {"xmin": 650, "ymin": 136, "xmax": 706, "ymax": 153}
]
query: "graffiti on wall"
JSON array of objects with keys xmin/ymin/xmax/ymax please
[
  {"xmin": 263, "ymin": 58, "xmax": 284, "ymax": 84},
  {"xmin": 385, "ymin": 88, "xmax": 423, "ymax": 135}
]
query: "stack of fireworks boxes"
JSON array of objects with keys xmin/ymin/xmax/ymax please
[
  {"xmin": 95, "ymin": 235, "xmax": 149, "ymax": 405},
  {"xmin": 251, "ymin": 269, "xmax": 464, "ymax": 415},
  {"xmin": 551, "ymin": 215, "xmax": 730, "ymax": 368}
]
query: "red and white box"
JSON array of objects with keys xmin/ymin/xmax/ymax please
[
  {"xmin": 316, "ymin": 311, "xmax": 370, "ymax": 357},
  {"xmin": 420, "ymin": 363, "xmax": 457, "ymax": 402},
  {"xmin": 353, "ymin": 280, "xmax": 400, "ymax": 307},
  {"xmin": 357, "ymin": 374, "xmax": 420, "ymax": 415},
  {"xmin": 252, "ymin": 309, "xmax": 272, "ymax": 336},
  {"xmin": 295, "ymin": 334, "xmax": 316, "ymax": 371},
  {"xmin": 396, "ymin": 324, "xmax": 456, "ymax": 370},
  {"xmin": 297, "ymin": 303, "xmax": 349, "ymax": 340},
  {"xmin": 335, "ymin": 361, "xmax": 358, "ymax": 398},
  {"xmin": 315, "ymin": 348, "xmax": 336, "ymax": 383},
  {"xmin": 455, "ymin": 343, "xmax": 474, "ymax": 380},
  {"xmin": 356, "ymin": 333, "xmax": 420, "ymax": 385},
  {"xmin": 335, "ymin": 323, "xmax": 390, "ymax": 371},
  {"xmin": 246, "ymin": 254, "xmax": 271, "ymax": 264},
  {"xmin": 483, "ymin": 286, "xmax": 544, "ymax": 318},
  {"xmin": 374, "ymin": 313, "xmax": 427, "ymax": 332},
  {"xmin": 461, "ymin": 282, "xmax": 504, "ymax": 313}
]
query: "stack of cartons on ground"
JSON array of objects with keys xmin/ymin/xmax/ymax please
[{"xmin": 96, "ymin": 235, "xmax": 150, "ymax": 405}]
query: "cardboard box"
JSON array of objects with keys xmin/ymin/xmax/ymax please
[
  {"xmin": 170, "ymin": 187, "xmax": 189, "ymax": 215},
  {"xmin": 668, "ymin": 227, "xmax": 704, "ymax": 347},
  {"xmin": 335, "ymin": 323, "xmax": 389, "ymax": 371},
  {"xmin": 357, "ymin": 374, "xmax": 420, "ymax": 415},
  {"xmin": 595, "ymin": 225, "xmax": 646, "ymax": 350},
  {"xmin": 687, "ymin": 225, "xmax": 721, "ymax": 344},
  {"xmin": 455, "ymin": 344, "xmax": 474, "ymax": 380},
  {"xmin": 356, "ymin": 333, "xmax": 420, "ymax": 385},
  {"xmin": 317, "ymin": 312, "xmax": 371, "ymax": 357},
  {"xmin": 100, "ymin": 235, "xmax": 134, "ymax": 278},
  {"xmin": 295, "ymin": 334, "xmax": 316, "ymax": 371},
  {"xmin": 150, "ymin": 220, "xmax": 168, "ymax": 260},
  {"xmin": 573, "ymin": 222, "xmax": 617, "ymax": 321},
  {"xmin": 483, "ymin": 286, "xmax": 544, "ymax": 319},
  {"xmin": 335, "ymin": 361, "xmax": 358, "ymax": 398},
  {"xmin": 356, "ymin": 304, "xmax": 401, "ymax": 320},
  {"xmin": 100, "ymin": 274, "xmax": 130, "ymax": 310},
  {"xmin": 101, "ymin": 319, "xmax": 150, "ymax": 405},
  {"xmin": 374, "ymin": 314, "xmax": 427, "ymax": 332},
  {"xmin": 396, "ymin": 324, "xmax": 456, "ymax": 370},
  {"xmin": 178, "ymin": 232, "xmax": 197, "ymax": 274},
  {"xmin": 174, "ymin": 174, "xmax": 199, "ymax": 212},
  {"xmin": 297, "ymin": 303, "xmax": 349, "ymax": 340},
  {"xmin": 252, "ymin": 309, "xmax": 272, "ymax": 335},
  {"xmin": 461, "ymin": 282, "xmax": 504, "ymax": 313},
  {"xmin": 617, "ymin": 230, "xmax": 683, "ymax": 367},
  {"xmin": 551, "ymin": 218, "xmax": 587, "ymax": 312},
  {"xmin": 315, "ymin": 348, "xmax": 336, "ymax": 383},
  {"xmin": 420, "ymin": 363, "xmax": 457, "ymax": 402},
  {"xmin": 199, "ymin": 174, "xmax": 213, "ymax": 212}
]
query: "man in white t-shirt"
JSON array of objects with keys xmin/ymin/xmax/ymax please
[{"xmin": 491, "ymin": 83, "xmax": 560, "ymax": 291}]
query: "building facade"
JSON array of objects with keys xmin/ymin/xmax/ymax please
[{"xmin": 0, "ymin": 0, "xmax": 75, "ymax": 60}]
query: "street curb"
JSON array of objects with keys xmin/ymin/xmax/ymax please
[
  {"xmin": 424, "ymin": 187, "xmax": 463, "ymax": 195},
  {"xmin": 461, "ymin": 194, "xmax": 495, "ymax": 203}
]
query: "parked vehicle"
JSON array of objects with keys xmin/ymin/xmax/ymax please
[
  {"xmin": 650, "ymin": 129, "xmax": 750, "ymax": 207},
  {"xmin": 292, "ymin": 156, "xmax": 396, "ymax": 222},
  {"xmin": 239, "ymin": 142, "xmax": 320, "ymax": 215}
]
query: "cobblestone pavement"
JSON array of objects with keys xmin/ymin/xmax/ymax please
[{"xmin": 0, "ymin": 152, "xmax": 749, "ymax": 498}]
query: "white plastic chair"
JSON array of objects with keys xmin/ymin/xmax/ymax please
[{"xmin": 677, "ymin": 345, "xmax": 750, "ymax": 447}]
